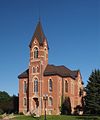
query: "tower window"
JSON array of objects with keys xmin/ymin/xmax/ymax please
[
  {"xmin": 65, "ymin": 81, "xmax": 68, "ymax": 92},
  {"xmin": 34, "ymin": 78, "xmax": 38, "ymax": 93},
  {"xmin": 49, "ymin": 79, "xmax": 53, "ymax": 92},
  {"xmin": 36, "ymin": 66, "xmax": 39, "ymax": 73},
  {"xmin": 34, "ymin": 47, "xmax": 38, "ymax": 58},
  {"xmin": 33, "ymin": 67, "xmax": 35, "ymax": 73}
]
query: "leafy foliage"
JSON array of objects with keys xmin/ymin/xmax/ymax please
[
  {"xmin": 84, "ymin": 69, "xmax": 100, "ymax": 115},
  {"xmin": 61, "ymin": 97, "xmax": 71, "ymax": 115},
  {"xmin": 0, "ymin": 91, "xmax": 18, "ymax": 114}
]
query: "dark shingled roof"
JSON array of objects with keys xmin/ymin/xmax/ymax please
[
  {"xmin": 18, "ymin": 65, "xmax": 78, "ymax": 79},
  {"xmin": 29, "ymin": 21, "xmax": 48, "ymax": 48},
  {"xmin": 44, "ymin": 64, "xmax": 78, "ymax": 79},
  {"xmin": 18, "ymin": 69, "xmax": 29, "ymax": 79}
]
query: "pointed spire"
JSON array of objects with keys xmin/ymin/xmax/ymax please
[{"xmin": 29, "ymin": 20, "xmax": 46, "ymax": 48}]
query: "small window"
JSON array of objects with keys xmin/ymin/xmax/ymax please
[
  {"xmin": 44, "ymin": 48, "xmax": 47, "ymax": 60},
  {"xmin": 34, "ymin": 47, "xmax": 38, "ymax": 58},
  {"xmin": 24, "ymin": 98, "xmax": 27, "ymax": 106},
  {"xmin": 24, "ymin": 81, "xmax": 27, "ymax": 93},
  {"xmin": 65, "ymin": 81, "xmax": 68, "ymax": 92},
  {"xmin": 33, "ymin": 67, "xmax": 35, "ymax": 73},
  {"xmin": 36, "ymin": 66, "xmax": 39, "ymax": 73},
  {"xmin": 34, "ymin": 78, "xmax": 38, "ymax": 93},
  {"xmin": 48, "ymin": 97, "xmax": 53, "ymax": 106},
  {"xmin": 49, "ymin": 79, "xmax": 52, "ymax": 92}
]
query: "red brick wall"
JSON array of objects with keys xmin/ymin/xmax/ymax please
[
  {"xmin": 19, "ymin": 78, "xmax": 28, "ymax": 113},
  {"xmin": 19, "ymin": 27, "xmax": 84, "ymax": 115}
]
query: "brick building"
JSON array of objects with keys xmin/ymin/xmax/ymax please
[{"xmin": 18, "ymin": 21, "xmax": 84, "ymax": 116}]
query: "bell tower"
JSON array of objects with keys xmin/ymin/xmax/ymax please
[{"xmin": 28, "ymin": 21, "xmax": 49, "ymax": 115}]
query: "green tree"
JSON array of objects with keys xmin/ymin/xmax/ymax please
[
  {"xmin": 61, "ymin": 97, "xmax": 71, "ymax": 115},
  {"xmin": 84, "ymin": 69, "xmax": 100, "ymax": 115},
  {"xmin": 0, "ymin": 91, "xmax": 18, "ymax": 114}
]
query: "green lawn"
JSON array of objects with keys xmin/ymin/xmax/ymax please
[{"xmin": 11, "ymin": 115, "xmax": 100, "ymax": 120}]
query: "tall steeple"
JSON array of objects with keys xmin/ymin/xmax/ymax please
[{"xmin": 29, "ymin": 21, "xmax": 47, "ymax": 48}]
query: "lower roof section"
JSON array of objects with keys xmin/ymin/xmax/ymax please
[{"xmin": 18, "ymin": 64, "xmax": 78, "ymax": 79}]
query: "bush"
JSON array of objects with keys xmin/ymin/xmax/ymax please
[
  {"xmin": 19, "ymin": 112, "xmax": 24, "ymax": 115},
  {"xmin": 61, "ymin": 97, "xmax": 71, "ymax": 115},
  {"xmin": 0, "ymin": 108, "xmax": 4, "ymax": 115}
]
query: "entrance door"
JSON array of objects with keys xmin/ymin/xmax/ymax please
[{"xmin": 33, "ymin": 98, "xmax": 39, "ymax": 116}]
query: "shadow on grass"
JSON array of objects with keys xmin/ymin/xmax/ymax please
[
  {"xmin": 31, "ymin": 116, "xmax": 41, "ymax": 120},
  {"xmin": 75, "ymin": 116, "xmax": 99, "ymax": 120}
]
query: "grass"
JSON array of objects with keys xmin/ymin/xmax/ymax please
[
  {"xmin": 0, "ymin": 115, "xmax": 2, "ymax": 119},
  {"xmin": 11, "ymin": 115, "xmax": 100, "ymax": 120}
]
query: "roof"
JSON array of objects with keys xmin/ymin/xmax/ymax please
[
  {"xmin": 44, "ymin": 64, "xmax": 78, "ymax": 79},
  {"xmin": 29, "ymin": 21, "xmax": 48, "ymax": 48},
  {"xmin": 18, "ymin": 69, "xmax": 29, "ymax": 79},
  {"xmin": 18, "ymin": 65, "xmax": 78, "ymax": 79}
]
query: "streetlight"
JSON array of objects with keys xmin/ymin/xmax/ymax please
[{"xmin": 43, "ymin": 94, "xmax": 48, "ymax": 120}]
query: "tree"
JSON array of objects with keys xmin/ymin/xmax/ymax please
[
  {"xmin": 0, "ymin": 91, "xmax": 11, "ymax": 113},
  {"xmin": 0, "ymin": 91, "xmax": 18, "ymax": 114},
  {"xmin": 61, "ymin": 97, "xmax": 71, "ymax": 115},
  {"xmin": 12, "ymin": 95, "xmax": 19, "ymax": 113},
  {"xmin": 84, "ymin": 69, "xmax": 100, "ymax": 115}
]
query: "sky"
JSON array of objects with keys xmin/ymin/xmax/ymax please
[{"xmin": 0, "ymin": 0, "xmax": 100, "ymax": 96}]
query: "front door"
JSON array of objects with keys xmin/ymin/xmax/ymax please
[{"xmin": 33, "ymin": 98, "xmax": 39, "ymax": 116}]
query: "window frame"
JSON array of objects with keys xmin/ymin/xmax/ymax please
[
  {"xmin": 48, "ymin": 96, "xmax": 53, "ymax": 106},
  {"xmin": 65, "ymin": 80, "xmax": 68, "ymax": 93},
  {"xmin": 48, "ymin": 79, "xmax": 53, "ymax": 92},
  {"xmin": 23, "ymin": 97, "xmax": 27, "ymax": 107},
  {"xmin": 34, "ymin": 47, "xmax": 38, "ymax": 59},
  {"xmin": 23, "ymin": 81, "xmax": 27, "ymax": 93},
  {"xmin": 34, "ymin": 78, "xmax": 38, "ymax": 94}
]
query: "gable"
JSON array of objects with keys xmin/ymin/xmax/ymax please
[{"xmin": 18, "ymin": 69, "xmax": 29, "ymax": 79}]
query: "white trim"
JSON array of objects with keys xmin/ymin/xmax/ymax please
[
  {"xmin": 32, "ymin": 46, "xmax": 39, "ymax": 60},
  {"xmin": 32, "ymin": 76, "xmax": 39, "ymax": 94},
  {"xmin": 23, "ymin": 80, "xmax": 27, "ymax": 94},
  {"xmin": 32, "ymin": 65, "xmax": 39, "ymax": 75},
  {"xmin": 64, "ymin": 80, "xmax": 68, "ymax": 93},
  {"xmin": 36, "ymin": 65, "xmax": 39, "ymax": 73},
  {"xmin": 32, "ymin": 45, "xmax": 39, "ymax": 51},
  {"xmin": 48, "ymin": 96, "xmax": 53, "ymax": 106},
  {"xmin": 23, "ymin": 97, "xmax": 27, "ymax": 107},
  {"xmin": 48, "ymin": 109, "xmax": 53, "ymax": 115}
]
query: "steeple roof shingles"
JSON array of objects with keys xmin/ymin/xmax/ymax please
[{"xmin": 29, "ymin": 21, "xmax": 47, "ymax": 48}]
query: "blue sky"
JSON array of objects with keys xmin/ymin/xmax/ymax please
[{"xmin": 0, "ymin": 0, "xmax": 100, "ymax": 95}]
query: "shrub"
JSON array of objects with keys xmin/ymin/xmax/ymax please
[{"xmin": 0, "ymin": 108, "xmax": 4, "ymax": 115}]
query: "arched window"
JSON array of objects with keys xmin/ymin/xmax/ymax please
[
  {"xmin": 49, "ymin": 79, "xmax": 52, "ymax": 92},
  {"xmin": 34, "ymin": 47, "xmax": 38, "ymax": 58},
  {"xmin": 48, "ymin": 97, "xmax": 53, "ymax": 106},
  {"xmin": 34, "ymin": 78, "xmax": 38, "ymax": 93},
  {"xmin": 24, "ymin": 81, "xmax": 27, "ymax": 93},
  {"xmin": 23, "ymin": 98, "xmax": 27, "ymax": 106},
  {"xmin": 65, "ymin": 81, "xmax": 68, "ymax": 92}
]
